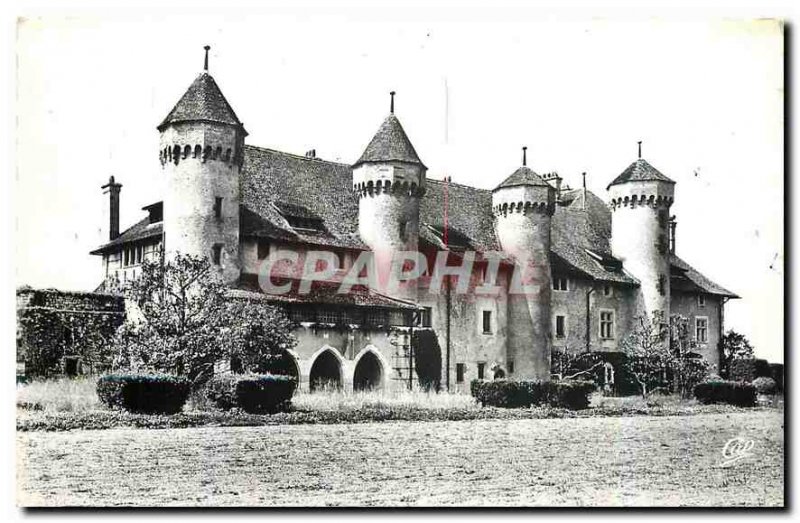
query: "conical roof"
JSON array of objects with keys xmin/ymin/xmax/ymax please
[
  {"xmin": 494, "ymin": 166, "xmax": 550, "ymax": 190},
  {"xmin": 607, "ymin": 158, "xmax": 674, "ymax": 189},
  {"xmin": 157, "ymin": 72, "xmax": 245, "ymax": 133},
  {"xmin": 353, "ymin": 114, "xmax": 425, "ymax": 168}
]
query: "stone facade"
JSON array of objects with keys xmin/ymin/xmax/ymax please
[{"xmin": 87, "ymin": 53, "xmax": 737, "ymax": 390}]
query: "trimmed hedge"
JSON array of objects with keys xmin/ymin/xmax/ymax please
[
  {"xmin": 769, "ymin": 364, "xmax": 784, "ymax": 392},
  {"xmin": 207, "ymin": 373, "xmax": 297, "ymax": 414},
  {"xmin": 471, "ymin": 379, "xmax": 595, "ymax": 410},
  {"xmin": 728, "ymin": 359, "xmax": 756, "ymax": 382},
  {"xmin": 96, "ymin": 374, "xmax": 190, "ymax": 414},
  {"xmin": 752, "ymin": 377, "xmax": 778, "ymax": 395},
  {"xmin": 693, "ymin": 380, "xmax": 756, "ymax": 407}
]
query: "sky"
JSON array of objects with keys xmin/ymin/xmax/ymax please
[{"xmin": 14, "ymin": 13, "xmax": 783, "ymax": 362}]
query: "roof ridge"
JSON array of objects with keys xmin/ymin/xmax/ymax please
[
  {"xmin": 425, "ymin": 178, "xmax": 492, "ymax": 193},
  {"xmin": 244, "ymin": 144, "xmax": 352, "ymax": 168}
]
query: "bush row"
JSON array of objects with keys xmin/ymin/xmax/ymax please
[
  {"xmin": 693, "ymin": 380, "xmax": 756, "ymax": 407},
  {"xmin": 728, "ymin": 358, "xmax": 771, "ymax": 383},
  {"xmin": 470, "ymin": 379, "xmax": 595, "ymax": 410},
  {"xmin": 96, "ymin": 374, "xmax": 191, "ymax": 414},
  {"xmin": 206, "ymin": 373, "xmax": 297, "ymax": 414}
]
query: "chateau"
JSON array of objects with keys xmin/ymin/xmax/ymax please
[{"xmin": 84, "ymin": 48, "xmax": 737, "ymax": 392}]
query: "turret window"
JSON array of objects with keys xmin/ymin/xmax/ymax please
[
  {"xmin": 482, "ymin": 311, "xmax": 492, "ymax": 334},
  {"xmin": 214, "ymin": 197, "xmax": 223, "ymax": 219},
  {"xmin": 212, "ymin": 244, "xmax": 223, "ymax": 266}
]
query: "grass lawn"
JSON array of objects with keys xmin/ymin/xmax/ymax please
[
  {"xmin": 17, "ymin": 410, "xmax": 783, "ymax": 507},
  {"xmin": 17, "ymin": 378, "xmax": 780, "ymax": 431}
]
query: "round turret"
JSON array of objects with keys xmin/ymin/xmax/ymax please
[
  {"xmin": 492, "ymin": 147, "xmax": 555, "ymax": 381},
  {"xmin": 608, "ymin": 144, "xmax": 675, "ymax": 324},
  {"xmin": 353, "ymin": 93, "xmax": 426, "ymax": 295},
  {"xmin": 158, "ymin": 46, "xmax": 246, "ymax": 284}
]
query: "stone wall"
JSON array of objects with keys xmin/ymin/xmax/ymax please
[{"xmin": 671, "ymin": 292, "xmax": 723, "ymax": 372}]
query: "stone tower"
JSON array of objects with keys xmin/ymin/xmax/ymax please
[
  {"xmin": 157, "ymin": 46, "xmax": 247, "ymax": 284},
  {"xmin": 353, "ymin": 92, "xmax": 426, "ymax": 296},
  {"xmin": 492, "ymin": 147, "xmax": 555, "ymax": 381},
  {"xmin": 608, "ymin": 143, "xmax": 675, "ymax": 325}
]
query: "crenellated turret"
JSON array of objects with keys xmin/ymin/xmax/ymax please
[
  {"xmin": 493, "ymin": 147, "xmax": 555, "ymax": 381},
  {"xmin": 608, "ymin": 142, "xmax": 675, "ymax": 326},
  {"xmin": 353, "ymin": 92, "xmax": 426, "ymax": 297},
  {"xmin": 158, "ymin": 46, "xmax": 246, "ymax": 284}
]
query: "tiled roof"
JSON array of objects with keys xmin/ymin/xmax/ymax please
[
  {"xmin": 607, "ymin": 158, "xmax": 675, "ymax": 189},
  {"xmin": 91, "ymin": 142, "xmax": 731, "ymax": 296},
  {"xmin": 157, "ymin": 73, "xmax": 245, "ymax": 132},
  {"xmin": 551, "ymin": 189, "xmax": 637, "ymax": 284},
  {"xmin": 241, "ymin": 145, "xmax": 367, "ymax": 250},
  {"xmin": 89, "ymin": 218, "xmax": 163, "ymax": 255},
  {"xmin": 421, "ymin": 179, "xmax": 500, "ymax": 252},
  {"xmin": 670, "ymin": 254, "xmax": 739, "ymax": 298},
  {"xmin": 232, "ymin": 275, "xmax": 419, "ymax": 310},
  {"xmin": 353, "ymin": 114, "xmax": 425, "ymax": 169},
  {"xmin": 495, "ymin": 166, "xmax": 550, "ymax": 190}
]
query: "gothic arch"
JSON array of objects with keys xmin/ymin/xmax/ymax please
[
  {"xmin": 352, "ymin": 346, "xmax": 390, "ymax": 391},
  {"xmin": 309, "ymin": 345, "xmax": 344, "ymax": 392}
]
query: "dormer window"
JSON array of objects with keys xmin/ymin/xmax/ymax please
[{"xmin": 274, "ymin": 201, "xmax": 326, "ymax": 233}]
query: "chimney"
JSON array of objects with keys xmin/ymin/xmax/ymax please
[
  {"xmin": 553, "ymin": 173, "xmax": 562, "ymax": 202},
  {"xmin": 101, "ymin": 176, "xmax": 122, "ymax": 240},
  {"xmin": 669, "ymin": 216, "xmax": 677, "ymax": 254},
  {"xmin": 305, "ymin": 149, "xmax": 317, "ymax": 159}
]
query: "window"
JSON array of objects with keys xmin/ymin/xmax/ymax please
[
  {"xmin": 599, "ymin": 310, "xmax": 615, "ymax": 339},
  {"xmin": 477, "ymin": 362, "xmax": 486, "ymax": 380},
  {"xmin": 482, "ymin": 311, "xmax": 492, "ymax": 334},
  {"xmin": 603, "ymin": 284, "xmax": 613, "ymax": 297},
  {"xmin": 214, "ymin": 197, "xmax": 223, "ymax": 219},
  {"xmin": 698, "ymin": 295, "xmax": 706, "ymax": 308},
  {"xmin": 508, "ymin": 360, "xmax": 515, "ymax": 374},
  {"xmin": 257, "ymin": 240, "xmax": 270, "ymax": 260},
  {"xmin": 212, "ymin": 244, "xmax": 223, "ymax": 265},
  {"xmin": 399, "ymin": 220, "xmax": 408, "ymax": 242},
  {"xmin": 555, "ymin": 315, "xmax": 566, "ymax": 338},
  {"xmin": 317, "ymin": 308, "xmax": 342, "ymax": 324},
  {"xmin": 418, "ymin": 307, "xmax": 432, "ymax": 328},
  {"xmin": 553, "ymin": 277, "xmax": 569, "ymax": 291},
  {"xmin": 456, "ymin": 363, "xmax": 466, "ymax": 384},
  {"xmin": 696, "ymin": 317, "xmax": 708, "ymax": 343}
]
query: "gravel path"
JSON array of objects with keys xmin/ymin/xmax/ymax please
[{"xmin": 17, "ymin": 411, "xmax": 783, "ymax": 507}]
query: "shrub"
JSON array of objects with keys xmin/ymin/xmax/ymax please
[
  {"xmin": 550, "ymin": 380, "xmax": 596, "ymax": 410},
  {"xmin": 769, "ymin": 364, "xmax": 784, "ymax": 392},
  {"xmin": 96, "ymin": 374, "xmax": 190, "ymax": 414},
  {"xmin": 728, "ymin": 359, "xmax": 756, "ymax": 382},
  {"xmin": 693, "ymin": 380, "xmax": 756, "ymax": 407},
  {"xmin": 752, "ymin": 377, "xmax": 778, "ymax": 395},
  {"xmin": 753, "ymin": 358, "xmax": 771, "ymax": 378},
  {"xmin": 470, "ymin": 379, "xmax": 594, "ymax": 410},
  {"xmin": 206, "ymin": 373, "xmax": 297, "ymax": 414}
]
